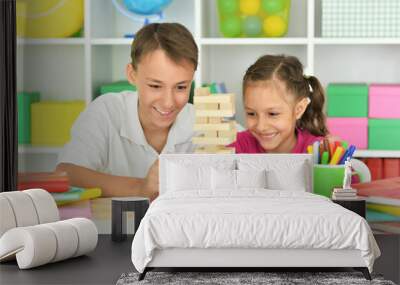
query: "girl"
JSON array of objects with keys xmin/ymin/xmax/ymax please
[
  {"xmin": 56, "ymin": 23, "xmax": 198, "ymax": 200},
  {"xmin": 231, "ymin": 54, "xmax": 328, "ymax": 153}
]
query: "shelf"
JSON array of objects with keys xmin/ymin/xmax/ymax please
[
  {"xmin": 200, "ymin": 38, "xmax": 309, "ymax": 45},
  {"xmin": 353, "ymin": 150, "xmax": 400, "ymax": 158},
  {"xmin": 91, "ymin": 38, "xmax": 133, "ymax": 45},
  {"xmin": 17, "ymin": 38, "xmax": 86, "ymax": 45},
  {"xmin": 313, "ymin": 38, "xmax": 400, "ymax": 45},
  {"xmin": 18, "ymin": 145, "xmax": 63, "ymax": 155}
]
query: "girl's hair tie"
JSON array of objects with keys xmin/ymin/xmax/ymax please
[{"xmin": 304, "ymin": 75, "xmax": 313, "ymax": 93}]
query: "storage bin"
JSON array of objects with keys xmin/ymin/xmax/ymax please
[
  {"xmin": 17, "ymin": 92, "xmax": 41, "ymax": 144},
  {"xmin": 327, "ymin": 118, "xmax": 368, "ymax": 149},
  {"xmin": 217, "ymin": 0, "xmax": 291, "ymax": 37},
  {"xmin": 99, "ymin": 81, "xmax": 136, "ymax": 96},
  {"xmin": 368, "ymin": 119, "xmax": 400, "ymax": 150},
  {"xmin": 322, "ymin": 0, "xmax": 400, "ymax": 37},
  {"xmin": 327, "ymin": 83, "xmax": 368, "ymax": 117},
  {"xmin": 31, "ymin": 101, "xmax": 85, "ymax": 146},
  {"xmin": 369, "ymin": 84, "xmax": 400, "ymax": 118}
]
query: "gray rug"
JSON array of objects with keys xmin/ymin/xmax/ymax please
[{"xmin": 117, "ymin": 271, "xmax": 396, "ymax": 285}]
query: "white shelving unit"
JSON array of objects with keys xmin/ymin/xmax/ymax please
[{"xmin": 17, "ymin": 0, "xmax": 400, "ymax": 171}]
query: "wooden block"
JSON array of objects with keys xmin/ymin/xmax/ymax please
[
  {"xmin": 194, "ymin": 146, "xmax": 235, "ymax": 154},
  {"xmin": 203, "ymin": 131, "xmax": 218, "ymax": 137},
  {"xmin": 219, "ymin": 102, "xmax": 235, "ymax": 112},
  {"xmin": 194, "ymin": 146, "xmax": 218, "ymax": 153},
  {"xmin": 194, "ymin": 94, "xmax": 234, "ymax": 104},
  {"xmin": 192, "ymin": 136, "xmax": 235, "ymax": 145},
  {"xmin": 195, "ymin": 103, "xmax": 219, "ymax": 110},
  {"xmin": 194, "ymin": 87, "xmax": 210, "ymax": 97},
  {"xmin": 195, "ymin": 117, "xmax": 208, "ymax": 124},
  {"xmin": 196, "ymin": 110, "xmax": 235, "ymax": 117},
  {"xmin": 194, "ymin": 122, "xmax": 232, "ymax": 131},
  {"xmin": 209, "ymin": 117, "xmax": 222, "ymax": 124},
  {"xmin": 218, "ymin": 130, "xmax": 237, "ymax": 139},
  {"xmin": 214, "ymin": 147, "xmax": 235, "ymax": 154}
]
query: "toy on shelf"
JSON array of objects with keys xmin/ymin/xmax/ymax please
[
  {"xmin": 192, "ymin": 87, "xmax": 236, "ymax": 154},
  {"xmin": 99, "ymin": 81, "xmax": 136, "ymax": 97},
  {"xmin": 112, "ymin": 0, "xmax": 173, "ymax": 37},
  {"xmin": 217, "ymin": 0, "xmax": 291, "ymax": 38},
  {"xmin": 16, "ymin": 0, "xmax": 84, "ymax": 38},
  {"xmin": 17, "ymin": 92, "xmax": 40, "ymax": 144},
  {"xmin": 31, "ymin": 100, "xmax": 85, "ymax": 146}
]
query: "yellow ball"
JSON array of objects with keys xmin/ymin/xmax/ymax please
[
  {"xmin": 240, "ymin": 0, "xmax": 260, "ymax": 15},
  {"xmin": 263, "ymin": 15, "xmax": 287, "ymax": 37}
]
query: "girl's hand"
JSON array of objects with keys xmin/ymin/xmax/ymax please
[{"xmin": 142, "ymin": 159, "xmax": 159, "ymax": 202}]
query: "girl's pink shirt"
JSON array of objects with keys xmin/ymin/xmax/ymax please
[{"xmin": 230, "ymin": 129, "xmax": 323, "ymax": 154}]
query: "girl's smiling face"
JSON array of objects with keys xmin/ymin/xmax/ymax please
[
  {"xmin": 127, "ymin": 49, "xmax": 195, "ymax": 131},
  {"xmin": 244, "ymin": 79, "xmax": 308, "ymax": 153}
]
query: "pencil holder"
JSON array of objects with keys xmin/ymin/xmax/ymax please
[{"xmin": 313, "ymin": 164, "xmax": 345, "ymax": 198}]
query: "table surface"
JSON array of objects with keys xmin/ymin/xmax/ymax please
[{"xmin": 0, "ymin": 235, "xmax": 133, "ymax": 285}]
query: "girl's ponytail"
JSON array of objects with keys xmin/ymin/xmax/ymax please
[{"xmin": 297, "ymin": 75, "xmax": 328, "ymax": 136}]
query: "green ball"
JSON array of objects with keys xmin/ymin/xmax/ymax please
[
  {"xmin": 221, "ymin": 16, "xmax": 242, "ymax": 37},
  {"xmin": 243, "ymin": 16, "xmax": 262, "ymax": 37},
  {"xmin": 218, "ymin": 0, "xmax": 239, "ymax": 15},
  {"xmin": 262, "ymin": 0, "xmax": 285, "ymax": 14}
]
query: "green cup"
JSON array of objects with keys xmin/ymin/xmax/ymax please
[{"xmin": 313, "ymin": 165, "xmax": 345, "ymax": 198}]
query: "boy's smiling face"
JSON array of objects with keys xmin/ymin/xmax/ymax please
[
  {"xmin": 127, "ymin": 49, "xmax": 195, "ymax": 131},
  {"xmin": 244, "ymin": 79, "xmax": 308, "ymax": 153}
]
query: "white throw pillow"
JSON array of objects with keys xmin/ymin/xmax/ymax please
[
  {"xmin": 266, "ymin": 163, "xmax": 307, "ymax": 191},
  {"xmin": 211, "ymin": 168, "xmax": 237, "ymax": 190},
  {"xmin": 167, "ymin": 162, "xmax": 211, "ymax": 191},
  {"xmin": 236, "ymin": 169, "xmax": 267, "ymax": 189}
]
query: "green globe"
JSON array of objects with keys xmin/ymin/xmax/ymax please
[
  {"xmin": 262, "ymin": 0, "xmax": 285, "ymax": 14},
  {"xmin": 243, "ymin": 16, "xmax": 262, "ymax": 37},
  {"xmin": 218, "ymin": 0, "xmax": 239, "ymax": 15},
  {"xmin": 221, "ymin": 16, "xmax": 242, "ymax": 37}
]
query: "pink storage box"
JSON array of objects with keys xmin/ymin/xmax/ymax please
[
  {"xmin": 369, "ymin": 84, "xmax": 400, "ymax": 118},
  {"xmin": 327, "ymin": 118, "xmax": 368, "ymax": 149}
]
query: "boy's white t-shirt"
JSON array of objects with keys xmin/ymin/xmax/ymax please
[{"xmin": 58, "ymin": 91, "xmax": 196, "ymax": 178}]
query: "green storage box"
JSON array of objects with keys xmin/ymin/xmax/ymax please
[
  {"xmin": 99, "ymin": 81, "xmax": 136, "ymax": 96},
  {"xmin": 17, "ymin": 92, "xmax": 41, "ymax": 144},
  {"xmin": 313, "ymin": 164, "xmax": 345, "ymax": 198},
  {"xmin": 368, "ymin": 119, "xmax": 400, "ymax": 150},
  {"xmin": 327, "ymin": 83, "xmax": 368, "ymax": 117}
]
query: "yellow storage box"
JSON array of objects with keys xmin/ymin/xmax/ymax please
[
  {"xmin": 31, "ymin": 101, "xmax": 85, "ymax": 146},
  {"xmin": 17, "ymin": 0, "xmax": 84, "ymax": 38}
]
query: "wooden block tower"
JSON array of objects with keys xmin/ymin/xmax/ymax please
[{"xmin": 192, "ymin": 87, "xmax": 237, "ymax": 154}]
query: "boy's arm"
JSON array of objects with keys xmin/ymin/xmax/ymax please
[{"xmin": 56, "ymin": 161, "xmax": 159, "ymax": 201}]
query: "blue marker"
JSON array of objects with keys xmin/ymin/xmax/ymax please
[
  {"xmin": 346, "ymin": 145, "xmax": 357, "ymax": 160},
  {"xmin": 340, "ymin": 145, "xmax": 356, "ymax": 164},
  {"xmin": 339, "ymin": 149, "xmax": 349, "ymax": 164}
]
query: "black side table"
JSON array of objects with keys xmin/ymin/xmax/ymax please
[
  {"xmin": 112, "ymin": 197, "xmax": 149, "ymax": 242},
  {"xmin": 332, "ymin": 198, "xmax": 366, "ymax": 218}
]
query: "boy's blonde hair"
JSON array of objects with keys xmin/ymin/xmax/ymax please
[
  {"xmin": 130, "ymin": 23, "xmax": 198, "ymax": 70},
  {"xmin": 243, "ymin": 54, "xmax": 328, "ymax": 137}
]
